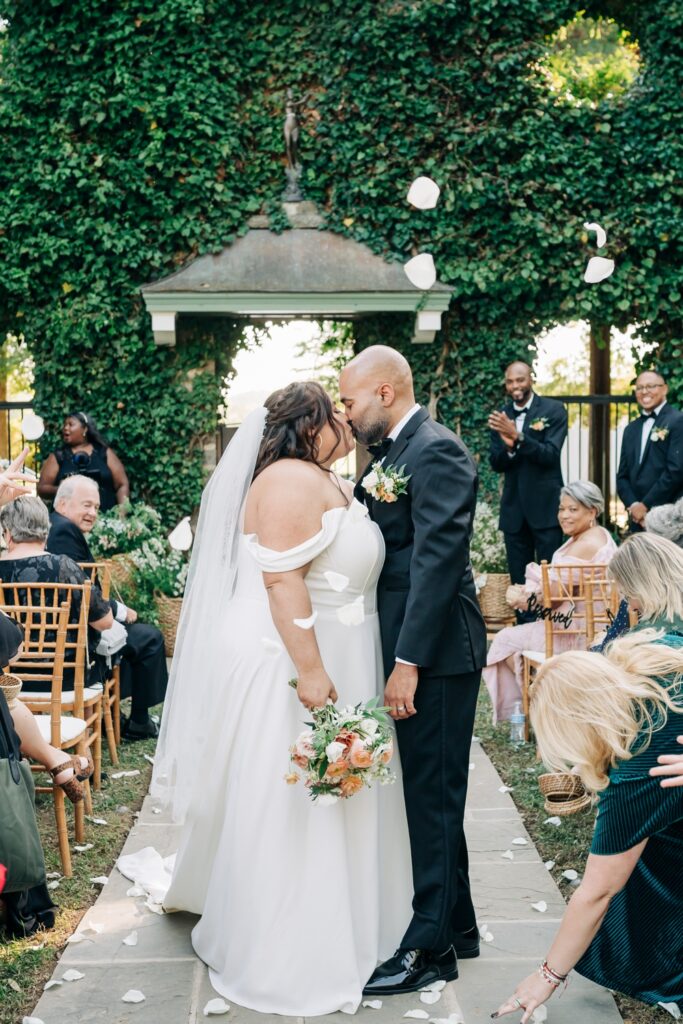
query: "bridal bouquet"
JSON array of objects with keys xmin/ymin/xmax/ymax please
[{"xmin": 285, "ymin": 692, "xmax": 395, "ymax": 804}]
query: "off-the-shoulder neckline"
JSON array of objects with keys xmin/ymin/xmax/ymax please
[{"xmin": 243, "ymin": 500, "xmax": 363, "ymax": 555}]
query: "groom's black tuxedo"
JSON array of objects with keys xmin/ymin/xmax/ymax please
[
  {"xmin": 616, "ymin": 403, "xmax": 683, "ymax": 530},
  {"xmin": 355, "ymin": 407, "xmax": 487, "ymax": 954}
]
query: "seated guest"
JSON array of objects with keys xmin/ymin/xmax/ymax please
[
  {"xmin": 38, "ymin": 410, "xmax": 130, "ymax": 512},
  {"xmin": 483, "ymin": 481, "xmax": 616, "ymax": 722},
  {"xmin": 48, "ymin": 476, "xmax": 168, "ymax": 740},
  {"xmin": 495, "ymin": 630, "xmax": 683, "ymax": 1020},
  {"xmin": 645, "ymin": 494, "xmax": 683, "ymax": 545}
]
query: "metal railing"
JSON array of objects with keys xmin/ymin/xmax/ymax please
[{"xmin": 0, "ymin": 401, "xmax": 36, "ymax": 465}]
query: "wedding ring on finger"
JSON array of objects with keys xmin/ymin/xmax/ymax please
[{"xmin": 396, "ymin": 705, "xmax": 406, "ymax": 713}]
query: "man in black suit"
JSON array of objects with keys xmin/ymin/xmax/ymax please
[
  {"xmin": 340, "ymin": 346, "xmax": 487, "ymax": 995},
  {"xmin": 488, "ymin": 361, "xmax": 567, "ymax": 603},
  {"xmin": 46, "ymin": 475, "xmax": 168, "ymax": 739},
  {"xmin": 616, "ymin": 370, "xmax": 683, "ymax": 532}
]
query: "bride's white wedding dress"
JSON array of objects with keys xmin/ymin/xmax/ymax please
[{"xmin": 162, "ymin": 499, "xmax": 413, "ymax": 1016}]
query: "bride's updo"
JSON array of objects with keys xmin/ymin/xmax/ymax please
[{"xmin": 254, "ymin": 381, "xmax": 344, "ymax": 477}]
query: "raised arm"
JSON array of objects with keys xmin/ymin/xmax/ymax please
[
  {"xmin": 106, "ymin": 448, "xmax": 131, "ymax": 505},
  {"xmin": 37, "ymin": 451, "xmax": 61, "ymax": 500}
]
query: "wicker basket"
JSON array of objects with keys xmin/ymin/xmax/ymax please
[
  {"xmin": 539, "ymin": 772, "xmax": 592, "ymax": 815},
  {"xmin": 477, "ymin": 572, "xmax": 515, "ymax": 627},
  {"xmin": 155, "ymin": 593, "xmax": 183, "ymax": 658},
  {"xmin": 106, "ymin": 554, "xmax": 137, "ymax": 597},
  {"xmin": 0, "ymin": 672, "xmax": 23, "ymax": 709},
  {"xmin": 543, "ymin": 791, "xmax": 592, "ymax": 816}
]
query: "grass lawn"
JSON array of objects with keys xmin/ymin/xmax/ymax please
[
  {"xmin": 0, "ymin": 705, "xmax": 157, "ymax": 1024},
  {"xmin": 475, "ymin": 688, "xmax": 673, "ymax": 1024}
]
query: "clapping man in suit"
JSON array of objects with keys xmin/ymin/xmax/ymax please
[
  {"xmin": 616, "ymin": 370, "xmax": 683, "ymax": 532},
  {"xmin": 488, "ymin": 361, "xmax": 568, "ymax": 611}
]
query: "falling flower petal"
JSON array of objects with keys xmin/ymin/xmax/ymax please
[
  {"xmin": 531, "ymin": 1007, "xmax": 548, "ymax": 1023},
  {"xmin": 404, "ymin": 1011, "xmax": 430, "ymax": 1020},
  {"xmin": 544, "ymin": 816, "xmax": 562, "ymax": 826},
  {"xmin": 293, "ymin": 612, "xmax": 318, "ymax": 630},
  {"xmin": 420, "ymin": 991, "xmax": 442, "ymax": 1005},
  {"xmin": 111, "ymin": 770, "xmax": 141, "ymax": 779},
  {"xmin": 324, "ymin": 570, "xmax": 350, "ymax": 592},
  {"xmin": 123, "ymin": 931, "xmax": 139, "ymax": 946},
  {"xmin": 363, "ymin": 1000, "xmax": 383, "ymax": 1009},
  {"xmin": 532, "ymin": 901, "xmax": 548, "ymax": 913},
  {"xmin": 512, "ymin": 837, "xmax": 528, "ymax": 846},
  {"xmin": 501, "ymin": 850, "xmax": 514, "ymax": 861},
  {"xmin": 337, "ymin": 596, "xmax": 365, "ymax": 626},
  {"xmin": 583, "ymin": 221, "xmax": 607, "ymax": 248},
  {"xmin": 74, "ymin": 843, "xmax": 94, "ymax": 852},
  {"xmin": 122, "ymin": 990, "xmax": 146, "ymax": 1004},
  {"xmin": 86, "ymin": 816, "xmax": 108, "ymax": 825},
  {"xmin": 658, "ymin": 1002, "xmax": 682, "ymax": 1019},
  {"xmin": 404, "ymin": 253, "xmax": 437, "ymax": 290},
  {"xmin": 20, "ymin": 413, "xmax": 45, "ymax": 441},
  {"xmin": 498, "ymin": 785, "xmax": 513, "ymax": 793},
  {"xmin": 584, "ymin": 256, "xmax": 615, "ymax": 284},
  {"xmin": 261, "ymin": 637, "xmax": 283, "ymax": 655},
  {"xmin": 544, "ymin": 860, "xmax": 556, "ymax": 870},
  {"xmin": 203, "ymin": 998, "xmax": 231, "ymax": 1016},
  {"xmin": 44, "ymin": 980, "xmax": 63, "ymax": 990},
  {"xmin": 62, "ymin": 969, "xmax": 85, "ymax": 982},
  {"xmin": 168, "ymin": 516, "xmax": 193, "ymax": 551},
  {"xmin": 407, "ymin": 176, "xmax": 441, "ymax": 210},
  {"xmin": 90, "ymin": 876, "xmax": 109, "ymax": 886},
  {"xmin": 562, "ymin": 869, "xmax": 579, "ymax": 881}
]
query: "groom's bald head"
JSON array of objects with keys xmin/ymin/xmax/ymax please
[{"xmin": 339, "ymin": 345, "xmax": 416, "ymax": 446}]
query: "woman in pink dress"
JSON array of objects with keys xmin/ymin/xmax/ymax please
[{"xmin": 483, "ymin": 481, "xmax": 617, "ymax": 722}]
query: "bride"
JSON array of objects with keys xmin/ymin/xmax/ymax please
[{"xmin": 151, "ymin": 381, "xmax": 413, "ymax": 1016}]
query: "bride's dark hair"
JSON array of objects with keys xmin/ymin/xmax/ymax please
[{"xmin": 253, "ymin": 381, "xmax": 344, "ymax": 478}]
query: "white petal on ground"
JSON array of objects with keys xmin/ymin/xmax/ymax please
[
  {"xmin": 532, "ymin": 901, "xmax": 548, "ymax": 913},
  {"xmin": 168, "ymin": 516, "xmax": 193, "ymax": 551},
  {"xmin": 62, "ymin": 969, "xmax": 85, "ymax": 982},
  {"xmin": 584, "ymin": 256, "xmax": 615, "ymax": 283},
  {"xmin": 468, "ymin": 762, "xmax": 475, "ymax": 771},
  {"xmin": 293, "ymin": 612, "xmax": 318, "ymax": 629},
  {"xmin": 429, "ymin": 1015, "xmax": 465, "ymax": 1024},
  {"xmin": 420, "ymin": 991, "xmax": 443, "ymax": 1005},
  {"xmin": 658, "ymin": 1003, "xmax": 682, "ymax": 1019},
  {"xmin": 407, "ymin": 176, "xmax": 441, "ymax": 210},
  {"xmin": 122, "ymin": 990, "xmax": 146, "ymax": 1003},
  {"xmin": 145, "ymin": 896, "xmax": 165, "ymax": 915},
  {"xmin": 152, "ymin": 807, "xmax": 162, "ymax": 814},
  {"xmin": 66, "ymin": 933, "xmax": 86, "ymax": 944},
  {"xmin": 337, "ymin": 595, "xmax": 365, "ymax": 626},
  {"xmin": 324, "ymin": 571, "xmax": 350, "ymax": 592},
  {"xmin": 512, "ymin": 837, "xmax": 528, "ymax": 846},
  {"xmin": 44, "ymin": 979, "xmax": 63, "ymax": 990},
  {"xmin": 583, "ymin": 221, "xmax": 607, "ymax": 248},
  {"xmin": 544, "ymin": 816, "xmax": 561, "ymax": 826},
  {"xmin": 47, "ymin": 880, "xmax": 60, "ymax": 891},
  {"xmin": 562, "ymin": 869, "xmax": 579, "ymax": 881},
  {"xmin": 203, "ymin": 998, "xmax": 231, "ymax": 1016},
  {"xmin": 404, "ymin": 253, "xmax": 437, "ymax": 290},
  {"xmin": 261, "ymin": 637, "xmax": 283, "ymax": 655},
  {"xmin": 404, "ymin": 1011, "xmax": 430, "ymax": 1020},
  {"xmin": 498, "ymin": 785, "xmax": 513, "ymax": 793},
  {"xmin": 544, "ymin": 860, "xmax": 556, "ymax": 870},
  {"xmin": 420, "ymin": 981, "xmax": 447, "ymax": 992},
  {"xmin": 74, "ymin": 843, "xmax": 94, "ymax": 852},
  {"xmin": 23, "ymin": 1018, "xmax": 46, "ymax": 1024},
  {"xmin": 143, "ymin": 753, "xmax": 155, "ymax": 765},
  {"xmin": 127, "ymin": 884, "xmax": 145, "ymax": 897},
  {"xmin": 111, "ymin": 770, "xmax": 141, "ymax": 779},
  {"xmin": 483, "ymin": 931, "xmax": 494, "ymax": 942},
  {"xmin": 90, "ymin": 876, "xmax": 109, "ymax": 886},
  {"xmin": 531, "ymin": 1006, "xmax": 549, "ymax": 1023},
  {"xmin": 362, "ymin": 1001, "xmax": 383, "ymax": 1010},
  {"xmin": 46, "ymin": 871, "xmax": 61, "ymax": 879},
  {"xmin": 501, "ymin": 850, "xmax": 514, "ymax": 861},
  {"xmin": 122, "ymin": 931, "xmax": 139, "ymax": 946},
  {"xmin": 86, "ymin": 816, "xmax": 108, "ymax": 825}
]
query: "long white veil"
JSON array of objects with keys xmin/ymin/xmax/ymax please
[{"xmin": 151, "ymin": 406, "xmax": 267, "ymax": 821}]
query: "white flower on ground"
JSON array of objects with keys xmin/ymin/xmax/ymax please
[{"xmin": 122, "ymin": 990, "xmax": 146, "ymax": 1003}]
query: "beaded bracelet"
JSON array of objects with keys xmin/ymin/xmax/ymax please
[{"xmin": 538, "ymin": 960, "xmax": 568, "ymax": 988}]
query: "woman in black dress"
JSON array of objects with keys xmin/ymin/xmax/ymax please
[{"xmin": 38, "ymin": 411, "xmax": 130, "ymax": 511}]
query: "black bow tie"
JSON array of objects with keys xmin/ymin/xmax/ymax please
[
  {"xmin": 513, "ymin": 407, "xmax": 530, "ymax": 416},
  {"xmin": 641, "ymin": 411, "xmax": 658, "ymax": 420},
  {"xmin": 367, "ymin": 438, "xmax": 392, "ymax": 459}
]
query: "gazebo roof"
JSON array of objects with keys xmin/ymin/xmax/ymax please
[{"xmin": 141, "ymin": 203, "xmax": 452, "ymax": 344}]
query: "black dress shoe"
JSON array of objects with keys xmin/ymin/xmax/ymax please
[
  {"xmin": 453, "ymin": 925, "xmax": 480, "ymax": 960},
  {"xmin": 363, "ymin": 946, "xmax": 458, "ymax": 996},
  {"xmin": 122, "ymin": 715, "xmax": 159, "ymax": 741}
]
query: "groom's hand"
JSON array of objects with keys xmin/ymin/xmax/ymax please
[{"xmin": 385, "ymin": 663, "xmax": 418, "ymax": 719}]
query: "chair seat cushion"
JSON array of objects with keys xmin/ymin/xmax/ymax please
[
  {"xmin": 19, "ymin": 686, "xmax": 103, "ymax": 705},
  {"xmin": 522, "ymin": 650, "xmax": 546, "ymax": 663},
  {"xmin": 34, "ymin": 715, "xmax": 87, "ymax": 744}
]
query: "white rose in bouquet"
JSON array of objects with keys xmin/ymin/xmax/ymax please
[{"xmin": 325, "ymin": 741, "xmax": 346, "ymax": 764}]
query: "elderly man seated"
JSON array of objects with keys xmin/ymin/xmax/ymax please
[{"xmin": 47, "ymin": 476, "xmax": 168, "ymax": 740}]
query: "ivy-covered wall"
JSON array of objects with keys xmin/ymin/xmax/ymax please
[{"xmin": 1, "ymin": 1, "xmax": 681, "ymax": 518}]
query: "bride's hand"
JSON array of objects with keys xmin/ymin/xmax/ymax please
[{"xmin": 296, "ymin": 671, "xmax": 338, "ymax": 710}]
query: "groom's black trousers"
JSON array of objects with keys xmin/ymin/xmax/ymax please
[{"xmin": 395, "ymin": 669, "xmax": 480, "ymax": 953}]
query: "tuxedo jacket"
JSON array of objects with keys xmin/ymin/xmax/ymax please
[
  {"xmin": 46, "ymin": 511, "xmax": 121, "ymax": 618},
  {"xmin": 489, "ymin": 393, "xmax": 567, "ymax": 532},
  {"xmin": 354, "ymin": 407, "xmax": 486, "ymax": 680},
  {"xmin": 616, "ymin": 403, "xmax": 683, "ymax": 510}
]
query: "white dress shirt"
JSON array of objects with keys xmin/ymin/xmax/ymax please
[{"xmin": 639, "ymin": 401, "xmax": 667, "ymax": 462}]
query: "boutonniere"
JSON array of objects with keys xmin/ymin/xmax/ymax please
[
  {"xmin": 362, "ymin": 462, "xmax": 410, "ymax": 503},
  {"xmin": 651, "ymin": 426, "xmax": 669, "ymax": 442},
  {"xmin": 529, "ymin": 416, "xmax": 550, "ymax": 431}
]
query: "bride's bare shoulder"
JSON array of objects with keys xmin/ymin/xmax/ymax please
[
  {"xmin": 250, "ymin": 459, "xmax": 323, "ymax": 495},
  {"xmin": 245, "ymin": 460, "xmax": 328, "ymax": 534}
]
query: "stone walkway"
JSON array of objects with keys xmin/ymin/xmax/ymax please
[{"xmin": 28, "ymin": 740, "xmax": 623, "ymax": 1024}]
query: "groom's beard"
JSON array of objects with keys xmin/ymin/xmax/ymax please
[{"xmin": 351, "ymin": 413, "xmax": 391, "ymax": 447}]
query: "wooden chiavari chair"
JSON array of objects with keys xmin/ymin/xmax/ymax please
[{"xmin": 80, "ymin": 561, "xmax": 121, "ymax": 765}]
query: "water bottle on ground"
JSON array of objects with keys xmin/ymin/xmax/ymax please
[{"xmin": 509, "ymin": 701, "xmax": 526, "ymax": 746}]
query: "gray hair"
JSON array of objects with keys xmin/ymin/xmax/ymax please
[
  {"xmin": 0, "ymin": 495, "xmax": 50, "ymax": 543},
  {"xmin": 645, "ymin": 497, "xmax": 683, "ymax": 547},
  {"xmin": 54, "ymin": 474, "xmax": 99, "ymax": 508},
  {"xmin": 560, "ymin": 481, "xmax": 605, "ymax": 516},
  {"xmin": 608, "ymin": 533, "xmax": 683, "ymax": 622}
]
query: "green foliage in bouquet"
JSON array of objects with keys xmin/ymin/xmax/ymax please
[
  {"xmin": 470, "ymin": 503, "xmax": 508, "ymax": 575},
  {"xmin": 88, "ymin": 501, "xmax": 163, "ymax": 558}
]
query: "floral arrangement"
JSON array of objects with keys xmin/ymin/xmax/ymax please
[
  {"xmin": 470, "ymin": 502, "xmax": 508, "ymax": 590},
  {"xmin": 285, "ymin": 693, "xmax": 395, "ymax": 804},
  {"xmin": 529, "ymin": 416, "xmax": 550, "ymax": 431},
  {"xmin": 650, "ymin": 426, "xmax": 669, "ymax": 442},
  {"xmin": 362, "ymin": 462, "xmax": 410, "ymax": 503},
  {"xmin": 129, "ymin": 537, "xmax": 189, "ymax": 599},
  {"xmin": 89, "ymin": 500, "xmax": 164, "ymax": 557}
]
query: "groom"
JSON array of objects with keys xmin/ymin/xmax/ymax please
[{"xmin": 340, "ymin": 346, "xmax": 487, "ymax": 994}]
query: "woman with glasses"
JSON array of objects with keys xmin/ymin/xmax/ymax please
[
  {"xmin": 38, "ymin": 410, "xmax": 130, "ymax": 511},
  {"xmin": 616, "ymin": 370, "xmax": 683, "ymax": 533}
]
